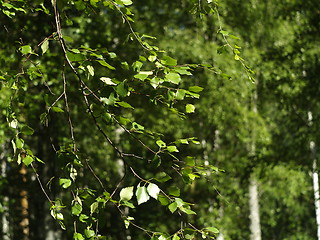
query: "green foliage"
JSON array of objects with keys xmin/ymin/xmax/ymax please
[{"xmin": 0, "ymin": 0, "xmax": 226, "ymax": 239}]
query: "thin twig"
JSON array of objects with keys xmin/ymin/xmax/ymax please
[
  {"xmin": 30, "ymin": 163, "xmax": 54, "ymax": 205},
  {"xmin": 62, "ymin": 65, "xmax": 77, "ymax": 152},
  {"xmin": 85, "ymin": 159, "xmax": 107, "ymax": 192}
]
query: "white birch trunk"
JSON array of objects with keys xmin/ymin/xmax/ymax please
[
  {"xmin": 249, "ymin": 84, "xmax": 262, "ymax": 240},
  {"xmin": 309, "ymin": 111, "xmax": 320, "ymax": 240},
  {"xmin": 312, "ymin": 159, "xmax": 320, "ymax": 240},
  {"xmin": 249, "ymin": 176, "xmax": 261, "ymax": 240},
  {"xmin": 1, "ymin": 145, "xmax": 10, "ymax": 240}
]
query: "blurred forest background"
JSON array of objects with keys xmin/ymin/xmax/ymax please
[{"xmin": 1, "ymin": 0, "xmax": 320, "ymax": 239}]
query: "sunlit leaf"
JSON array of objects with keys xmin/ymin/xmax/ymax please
[
  {"xmin": 168, "ymin": 202, "xmax": 178, "ymax": 213},
  {"xmin": 20, "ymin": 45, "xmax": 32, "ymax": 55},
  {"xmin": 23, "ymin": 155, "xmax": 33, "ymax": 166},
  {"xmin": 52, "ymin": 107, "xmax": 64, "ymax": 113},
  {"xmin": 120, "ymin": 0, "xmax": 132, "ymax": 5},
  {"xmin": 120, "ymin": 186, "xmax": 134, "ymax": 201},
  {"xmin": 117, "ymin": 101, "xmax": 134, "ymax": 109},
  {"xmin": 73, "ymin": 232, "xmax": 85, "ymax": 240},
  {"xmin": 87, "ymin": 65, "xmax": 94, "ymax": 76},
  {"xmin": 41, "ymin": 39, "xmax": 49, "ymax": 55},
  {"xmin": 59, "ymin": 178, "xmax": 72, "ymax": 189},
  {"xmin": 206, "ymin": 227, "xmax": 219, "ymax": 234},
  {"xmin": 72, "ymin": 202, "xmax": 82, "ymax": 216},
  {"xmin": 136, "ymin": 186, "xmax": 150, "ymax": 205},
  {"xmin": 84, "ymin": 229, "xmax": 95, "ymax": 238},
  {"xmin": 188, "ymin": 86, "xmax": 203, "ymax": 93},
  {"xmin": 186, "ymin": 104, "xmax": 195, "ymax": 113},
  {"xmin": 147, "ymin": 183, "xmax": 160, "ymax": 199},
  {"xmin": 16, "ymin": 138, "xmax": 24, "ymax": 149},
  {"xmin": 161, "ymin": 56, "xmax": 177, "ymax": 66},
  {"xmin": 100, "ymin": 77, "xmax": 116, "ymax": 85},
  {"xmin": 167, "ymin": 146, "xmax": 179, "ymax": 153},
  {"xmin": 165, "ymin": 72, "xmax": 181, "ymax": 84}
]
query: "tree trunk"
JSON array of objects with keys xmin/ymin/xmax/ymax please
[
  {"xmin": 19, "ymin": 162, "xmax": 29, "ymax": 240},
  {"xmin": 1, "ymin": 145, "xmax": 10, "ymax": 240},
  {"xmin": 249, "ymin": 83, "xmax": 262, "ymax": 240},
  {"xmin": 249, "ymin": 176, "xmax": 261, "ymax": 240},
  {"xmin": 312, "ymin": 159, "xmax": 320, "ymax": 240},
  {"xmin": 309, "ymin": 112, "xmax": 320, "ymax": 240}
]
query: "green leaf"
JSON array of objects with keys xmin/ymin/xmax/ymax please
[
  {"xmin": 116, "ymin": 81, "xmax": 128, "ymax": 97},
  {"xmin": 188, "ymin": 86, "xmax": 203, "ymax": 93},
  {"xmin": 158, "ymin": 194, "xmax": 170, "ymax": 206},
  {"xmin": 168, "ymin": 186, "xmax": 180, "ymax": 197},
  {"xmin": 168, "ymin": 202, "xmax": 178, "ymax": 213},
  {"xmin": 21, "ymin": 125, "xmax": 34, "ymax": 135},
  {"xmin": 100, "ymin": 77, "xmax": 116, "ymax": 85},
  {"xmin": 63, "ymin": 35, "xmax": 74, "ymax": 42},
  {"xmin": 206, "ymin": 227, "xmax": 219, "ymax": 234},
  {"xmin": 119, "ymin": 0, "xmax": 133, "ymax": 5},
  {"xmin": 156, "ymin": 140, "xmax": 166, "ymax": 148},
  {"xmin": 23, "ymin": 155, "xmax": 33, "ymax": 166},
  {"xmin": 132, "ymin": 122, "xmax": 144, "ymax": 131},
  {"xmin": 52, "ymin": 107, "xmax": 64, "ymax": 113},
  {"xmin": 185, "ymin": 234, "xmax": 195, "ymax": 239},
  {"xmin": 72, "ymin": 202, "xmax": 82, "ymax": 216},
  {"xmin": 122, "ymin": 201, "xmax": 135, "ymax": 208},
  {"xmin": 220, "ymin": 30, "xmax": 229, "ymax": 36},
  {"xmin": 180, "ymin": 207, "xmax": 196, "ymax": 215},
  {"xmin": 90, "ymin": 201, "xmax": 99, "ymax": 214},
  {"xmin": 174, "ymin": 198, "xmax": 184, "ymax": 207},
  {"xmin": 186, "ymin": 104, "xmax": 195, "ymax": 113},
  {"xmin": 41, "ymin": 39, "xmax": 49, "ymax": 55},
  {"xmin": 167, "ymin": 146, "xmax": 179, "ymax": 153},
  {"xmin": 71, "ymin": 48, "xmax": 80, "ymax": 53},
  {"xmin": 117, "ymin": 101, "xmax": 134, "ymax": 109},
  {"xmin": 79, "ymin": 214, "xmax": 89, "ymax": 223},
  {"xmin": 174, "ymin": 67, "xmax": 192, "ymax": 75},
  {"xmin": 229, "ymin": 34, "xmax": 240, "ymax": 40},
  {"xmin": 97, "ymin": 60, "xmax": 115, "ymax": 70},
  {"xmin": 84, "ymin": 229, "xmax": 95, "ymax": 238},
  {"xmin": 161, "ymin": 56, "xmax": 177, "ymax": 66},
  {"xmin": 132, "ymin": 61, "xmax": 143, "ymax": 71},
  {"xmin": 101, "ymin": 97, "xmax": 114, "ymax": 106},
  {"xmin": 185, "ymin": 156, "xmax": 195, "ymax": 166},
  {"xmin": 73, "ymin": 232, "xmax": 85, "ymax": 240},
  {"xmin": 120, "ymin": 186, "xmax": 134, "ymax": 201},
  {"xmin": 188, "ymin": 173, "xmax": 199, "ymax": 180},
  {"xmin": 87, "ymin": 65, "xmax": 94, "ymax": 76},
  {"xmin": 148, "ymin": 55, "xmax": 157, "ymax": 62},
  {"xmin": 134, "ymin": 73, "xmax": 150, "ymax": 80},
  {"xmin": 59, "ymin": 178, "xmax": 72, "ymax": 189},
  {"xmin": 151, "ymin": 155, "xmax": 161, "ymax": 168},
  {"xmin": 136, "ymin": 186, "xmax": 150, "ymax": 205},
  {"xmin": 172, "ymin": 234, "xmax": 180, "ymax": 240},
  {"xmin": 165, "ymin": 72, "xmax": 181, "ymax": 84},
  {"xmin": 11, "ymin": 140, "xmax": 16, "ymax": 155},
  {"xmin": 175, "ymin": 139, "xmax": 189, "ymax": 144},
  {"xmin": 16, "ymin": 138, "xmax": 24, "ymax": 149},
  {"xmin": 158, "ymin": 235, "xmax": 167, "ymax": 240},
  {"xmin": 20, "ymin": 45, "xmax": 32, "ymax": 55},
  {"xmin": 147, "ymin": 183, "xmax": 160, "ymax": 199},
  {"xmin": 176, "ymin": 89, "xmax": 186, "ymax": 100},
  {"xmin": 9, "ymin": 119, "xmax": 18, "ymax": 129},
  {"xmin": 66, "ymin": 51, "xmax": 85, "ymax": 62},
  {"xmin": 155, "ymin": 172, "xmax": 172, "ymax": 182}
]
